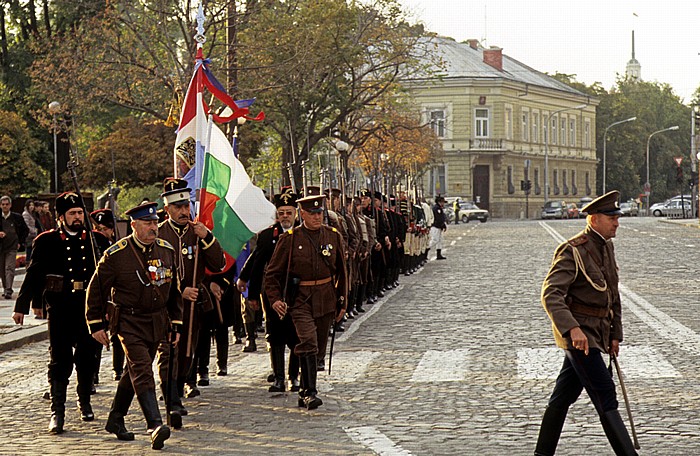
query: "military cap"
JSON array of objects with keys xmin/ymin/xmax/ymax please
[
  {"xmin": 435, "ymin": 195, "xmax": 445, "ymax": 203},
  {"xmin": 389, "ymin": 194, "xmax": 397, "ymax": 206},
  {"xmin": 126, "ymin": 202, "xmax": 159, "ymax": 221},
  {"xmin": 581, "ymin": 190, "xmax": 623, "ymax": 216},
  {"xmin": 90, "ymin": 208, "xmax": 115, "ymax": 229},
  {"xmin": 297, "ymin": 194, "xmax": 326, "ymax": 213},
  {"xmin": 302, "ymin": 186, "xmax": 323, "ymax": 198},
  {"xmin": 161, "ymin": 177, "xmax": 191, "ymax": 206},
  {"xmin": 274, "ymin": 187, "xmax": 298, "ymax": 208},
  {"xmin": 358, "ymin": 188, "xmax": 371, "ymax": 198},
  {"xmin": 55, "ymin": 191, "xmax": 82, "ymax": 216}
]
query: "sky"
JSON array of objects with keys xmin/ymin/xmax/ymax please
[{"xmin": 397, "ymin": 0, "xmax": 700, "ymax": 103}]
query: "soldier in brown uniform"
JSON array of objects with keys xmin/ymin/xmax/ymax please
[
  {"xmin": 86, "ymin": 202, "xmax": 183, "ymax": 450},
  {"xmin": 535, "ymin": 191, "xmax": 637, "ymax": 456},
  {"xmin": 155, "ymin": 178, "xmax": 225, "ymax": 408},
  {"xmin": 265, "ymin": 194, "xmax": 347, "ymax": 410}
]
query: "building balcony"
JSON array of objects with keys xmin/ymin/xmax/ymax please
[{"xmin": 469, "ymin": 138, "xmax": 504, "ymax": 150}]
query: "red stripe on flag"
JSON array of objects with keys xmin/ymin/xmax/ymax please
[{"xmin": 198, "ymin": 188, "xmax": 220, "ymax": 232}]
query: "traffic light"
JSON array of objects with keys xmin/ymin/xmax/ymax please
[{"xmin": 690, "ymin": 171, "xmax": 699, "ymax": 188}]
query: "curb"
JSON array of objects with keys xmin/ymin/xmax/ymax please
[{"xmin": 0, "ymin": 324, "xmax": 48, "ymax": 353}]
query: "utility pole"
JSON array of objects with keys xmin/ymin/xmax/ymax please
[{"xmin": 226, "ymin": 0, "xmax": 238, "ymax": 142}]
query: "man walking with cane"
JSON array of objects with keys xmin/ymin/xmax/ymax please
[{"xmin": 535, "ymin": 191, "xmax": 637, "ymax": 456}]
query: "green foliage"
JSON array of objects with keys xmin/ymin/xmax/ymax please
[
  {"xmin": 114, "ymin": 184, "xmax": 162, "ymax": 219},
  {"xmin": 0, "ymin": 109, "xmax": 48, "ymax": 196}
]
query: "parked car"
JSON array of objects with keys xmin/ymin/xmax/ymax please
[
  {"xmin": 651, "ymin": 199, "xmax": 691, "ymax": 217},
  {"xmin": 566, "ymin": 203, "xmax": 579, "ymax": 219},
  {"xmin": 458, "ymin": 201, "xmax": 489, "ymax": 223},
  {"xmin": 541, "ymin": 200, "xmax": 567, "ymax": 219},
  {"xmin": 619, "ymin": 201, "xmax": 639, "ymax": 217},
  {"xmin": 577, "ymin": 197, "xmax": 593, "ymax": 218}
]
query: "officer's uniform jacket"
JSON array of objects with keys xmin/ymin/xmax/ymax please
[
  {"xmin": 85, "ymin": 234, "xmax": 183, "ymax": 343},
  {"xmin": 15, "ymin": 226, "xmax": 110, "ymax": 317},
  {"xmin": 240, "ymin": 221, "xmax": 286, "ymax": 303},
  {"xmin": 158, "ymin": 219, "xmax": 225, "ymax": 295},
  {"xmin": 431, "ymin": 204, "xmax": 447, "ymax": 229},
  {"xmin": 541, "ymin": 225, "xmax": 623, "ymax": 353},
  {"xmin": 265, "ymin": 225, "xmax": 347, "ymax": 318}
]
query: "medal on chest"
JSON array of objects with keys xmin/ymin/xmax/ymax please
[{"xmin": 147, "ymin": 259, "xmax": 172, "ymax": 286}]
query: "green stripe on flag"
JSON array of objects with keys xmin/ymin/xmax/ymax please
[
  {"xmin": 209, "ymin": 192, "xmax": 254, "ymax": 257},
  {"xmin": 204, "ymin": 154, "xmax": 230, "ymax": 199}
]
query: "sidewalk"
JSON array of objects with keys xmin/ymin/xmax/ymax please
[{"xmin": 0, "ymin": 270, "xmax": 49, "ymax": 353}]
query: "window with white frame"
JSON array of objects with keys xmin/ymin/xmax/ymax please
[
  {"xmin": 584, "ymin": 119, "xmax": 591, "ymax": 148},
  {"xmin": 430, "ymin": 110, "xmax": 446, "ymax": 138},
  {"xmin": 560, "ymin": 117, "xmax": 567, "ymax": 146},
  {"xmin": 550, "ymin": 115, "xmax": 557, "ymax": 144},
  {"xmin": 521, "ymin": 108, "xmax": 529, "ymax": 142},
  {"xmin": 569, "ymin": 118, "xmax": 576, "ymax": 146},
  {"xmin": 505, "ymin": 107, "xmax": 513, "ymax": 140},
  {"xmin": 532, "ymin": 112, "xmax": 539, "ymax": 143},
  {"xmin": 475, "ymin": 108, "xmax": 489, "ymax": 137}
]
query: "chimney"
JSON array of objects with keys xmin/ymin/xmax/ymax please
[
  {"xmin": 467, "ymin": 39, "xmax": 479, "ymax": 50},
  {"xmin": 483, "ymin": 46, "xmax": 503, "ymax": 71}
]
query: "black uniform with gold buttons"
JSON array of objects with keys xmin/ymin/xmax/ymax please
[{"xmin": 14, "ymin": 191, "xmax": 111, "ymax": 433}]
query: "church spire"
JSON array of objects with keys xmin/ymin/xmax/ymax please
[{"xmin": 626, "ymin": 30, "xmax": 641, "ymax": 80}]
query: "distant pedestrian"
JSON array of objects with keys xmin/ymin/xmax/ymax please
[
  {"xmin": 22, "ymin": 199, "xmax": 42, "ymax": 264},
  {"xmin": 37, "ymin": 201, "xmax": 55, "ymax": 232},
  {"xmin": 535, "ymin": 191, "xmax": 637, "ymax": 456},
  {"xmin": 453, "ymin": 199, "xmax": 460, "ymax": 225},
  {"xmin": 429, "ymin": 196, "xmax": 447, "ymax": 260},
  {"xmin": 1, "ymin": 195, "xmax": 29, "ymax": 299}
]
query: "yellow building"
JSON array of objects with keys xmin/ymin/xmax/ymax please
[{"xmin": 406, "ymin": 37, "xmax": 599, "ymax": 218}]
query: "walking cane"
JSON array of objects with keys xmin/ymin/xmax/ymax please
[{"xmin": 611, "ymin": 352, "xmax": 640, "ymax": 450}]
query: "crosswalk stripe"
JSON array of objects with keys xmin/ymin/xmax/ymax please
[
  {"xmin": 410, "ymin": 349, "xmax": 470, "ymax": 382},
  {"xmin": 345, "ymin": 426, "xmax": 413, "ymax": 455},
  {"xmin": 517, "ymin": 346, "xmax": 679, "ymax": 380}
]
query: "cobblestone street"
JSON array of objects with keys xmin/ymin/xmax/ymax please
[{"xmin": 1, "ymin": 217, "xmax": 699, "ymax": 455}]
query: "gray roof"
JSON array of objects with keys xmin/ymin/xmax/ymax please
[{"xmin": 410, "ymin": 36, "xmax": 586, "ymax": 97}]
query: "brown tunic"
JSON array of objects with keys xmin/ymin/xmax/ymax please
[{"xmin": 541, "ymin": 225, "xmax": 623, "ymax": 353}]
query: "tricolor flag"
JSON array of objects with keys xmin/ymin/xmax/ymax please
[
  {"xmin": 174, "ymin": 48, "xmax": 274, "ymax": 262},
  {"xmin": 199, "ymin": 120, "xmax": 276, "ymax": 258}
]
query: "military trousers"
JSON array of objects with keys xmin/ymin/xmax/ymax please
[
  {"xmin": 47, "ymin": 306, "xmax": 98, "ymax": 388},
  {"xmin": 263, "ymin": 295, "xmax": 299, "ymax": 349},
  {"xmin": 290, "ymin": 302, "xmax": 334, "ymax": 358},
  {"xmin": 547, "ymin": 348, "xmax": 619, "ymax": 414}
]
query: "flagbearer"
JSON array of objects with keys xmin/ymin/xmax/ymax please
[
  {"xmin": 264, "ymin": 193, "xmax": 347, "ymax": 410},
  {"xmin": 155, "ymin": 178, "xmax": 225, "ymax": 413},
  {"xmin": 86, "ymin": 202, "xmax": 182, "ymax": 450}
]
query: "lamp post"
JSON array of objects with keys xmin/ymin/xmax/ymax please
[
  {"xmin": 544, "ymin": 104, "xmax": 587, "ymax": 204},
  {"xmin": 603, "ymin": 116, "xmax": 637, "ymax": 193},
  {"xmin": 48, "ymin": 101, "xmax": 61, "ymax": 193},
  {"xmin": 645, "ymin": 125, "xmax": 679, "ymax": 214}
]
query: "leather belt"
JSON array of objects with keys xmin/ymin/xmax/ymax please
[
  {"xmin": 118, "ymin": 306, "xmax": 167, "ymax": 316},
  {"xmin": 299, "ymin": 277, "xmax": 332, "ymax": 286},
  {"xmin": 569, "ymin": 301, "xmax": 611, "ymax": 318}
]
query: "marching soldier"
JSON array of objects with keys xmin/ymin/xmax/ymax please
[
  {"xmin": 12, "ymin": 192, "xmax": 110, "ymax": 434},
  {"xmin": 535, "ymin": 191, "xmax": 637, "ymax": 456},
  {"xmin": 155, "ymin": 178, "xmax": 225, "ymax": 411},
  {"xmin": 86, "ymin": 202, "xmax": 183, "ymax": 450},
  {"xmin": 237, "ymin": 187, "xmax": 301, "ymax": 392},
  {"xmin": 264, "ymin": 193, "xmax": 347, "ymax": 410},
  {"xmin": 430, "ymin": 196, "xmax": 447, "ymax": 260}
]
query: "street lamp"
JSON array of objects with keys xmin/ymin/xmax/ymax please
[
  {"xmin": 603, "ymin": 116, "xmax": 637, "ymax": 193},
  {"xmin": 544, "ymin": 104, "xmax": 587, "ymax": 203},
  {"xmin": 48, "ymin": 101, "xmax": 61, "ymax": 193},
  {"xmin": 645, "ymin": 125, "xmax": 679, "ymax": 214}
]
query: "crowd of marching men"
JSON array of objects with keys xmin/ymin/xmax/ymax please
[{"xmin": 8, "ymin": 179, "xmax": 444, "ymax": 450}]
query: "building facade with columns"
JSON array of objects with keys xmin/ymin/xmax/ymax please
[{"xmin": 406, "ymin": 37, "xmax": 599, "ymax": 219}]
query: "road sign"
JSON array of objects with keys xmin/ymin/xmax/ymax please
[{"xmin": 674, "ymin": 157, "xmax": 683, "ymax": 166}]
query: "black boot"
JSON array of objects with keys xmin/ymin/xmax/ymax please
[
  {"xmin": 288, "ymin": 352, "xmax": 300, "ymax": 392},
  {"xmin": 76, "ymin": 374, "xmax": 95, "ymax": 422},
  {"xmin": 268, "ymin": 345, "xmax": 286, "ymax": 392},
  {"xmin": 436, "ymin": 249, "xmax": 446, "ymax": 260},
  {"xmin": 160, "ymin": 380, "xmax": 186, "ymax": 429},
  {"xmin": 105, "ymin": 386, "xmax": 136, "ymax": 441},
  {"xmin": 48, "ymin": 381, "xmax": 67, "ymax": 434},
  {"xmin": 300, "ymin": 354, "xmax": 322, "ymax": 410},
  {"xmin": 600, "ymin": 410, "xmax": 638, "ymax": 456},
  {"xmin": 216, "ymin": 328, "xmax": 229, "ymax": 376},
  {"xmin": 198, "ymin": 369, "xmax": 210, "ymax": 387},
  {"xmin": 534, "ymin": 405, "xmax": 568, "ymax": 456},
  {"xmin": 137, "ymin": 390, "xmax": 171, "ymax": 450},
  {"xmin": 242, "ymin": 323, "xmax": 257, "ymax": 352}
]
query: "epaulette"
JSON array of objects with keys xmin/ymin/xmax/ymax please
[
  {"xmin": 331, "ymin": 227, "xmax": 338, "ymax": 233},
  {"xmin": 567, "ymin": 234, "xmax": 588, "ymax": 247},
  {"xmin": 155, "ymin": 238, "xmax": 174, "ymax": 250},
  {"xmin": 287, "ymin": 228, "xmax": 293, "ymax": 235},
  {"xmin": 105, "ymin": 238, "xmax": 129, "ymax": 256}
]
